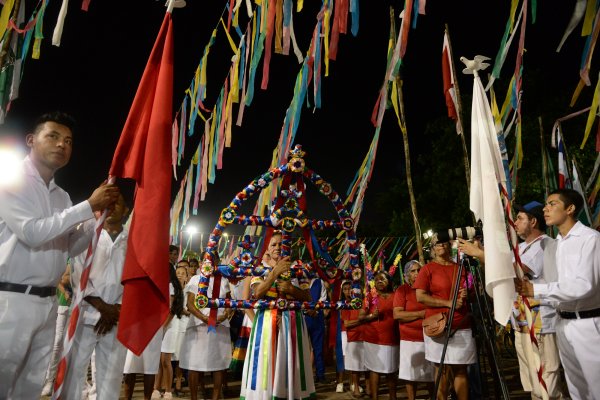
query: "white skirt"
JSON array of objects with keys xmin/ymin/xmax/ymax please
[
  {"xmin": 179, "ymin": 324, "xmax": 232, "ymax": 371},
  {"xmin": 341, "ymin": 331, "xmax": 348, "ymax": 356},
  {"xmin": 424, "ymin": 328, "xmax": 477, "ymax": 365},
  {"xmin": 398, "ymin": 340, "xmax": 434, "ymax": 382},
  {"xmin": 344, "ymin": 341, "xmax": 366, "ymax": 372},
  {"xmin": 123, "ymin": 329, "xmax": 163, "ymax": 374},
  {"xmin": 173, "ymin": 315, "xmax": 189, "ymax": 361},
  {"xmin": 363, "ymin": 342, "xmax": 399, "ymax": 374},
  {"xmin": 161, "ymin": 318, "xmax": 180, "ymax": 354}
]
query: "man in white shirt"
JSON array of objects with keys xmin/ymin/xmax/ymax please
[
  {"xmin": 63, "ymin": 195, "xmax": 130, "ymax": 400},
  {"xmin": 517, "ymin": 189, "xmax": 600, "ymax": 400},
  {"xmin": 511, "ymin": 201, "xmax": 565, "ymax": 400},
  {"xmin": 0, "ymin": 112, "xmax": 120, "ymax": 399}
]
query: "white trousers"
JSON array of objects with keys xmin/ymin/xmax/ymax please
[
  {"xmin": 555, "ymin": 316, "xmax": 600, "ymax": 400},
  {"xmin": 514, "ymin": 331, "xmax": 566, "ymax": 399},
  {"xmin": 0, "ymin": 291, "xmax": 58, "ymax": 399},
  {"xmin": 62, "ymin": 323, "xmax": 127, "ymax": 400}
]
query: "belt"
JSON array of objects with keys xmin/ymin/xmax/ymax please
[
  {"xmin": 559, "ymin": 308, "xmax": 600, "ymax": 320},
  {"xmin": 0, "ymin": 281, "xmax": 57, "ymax": 297}
]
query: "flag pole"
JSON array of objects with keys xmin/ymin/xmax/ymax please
[
  {"xmin": 539, "ymin": 116, "xmax": 551, "ymax": 200},
  {"xmin": 395, "ymin": 76, "xmax": 424, "ymax": 264},
  {"xmin": 444, "ymin": 25, "xmax": 472, "ymax": 196}
]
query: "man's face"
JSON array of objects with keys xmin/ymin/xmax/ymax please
[
  {"xmin": 169, "ymin": 249, "xmax": 179, "ymax": 265},
  {"xmin": 514, "ymin": 212, "xmax": 533, "ymax": 239},
  {"xmin": 544, "ymin": 194, "xmax": 571, "ymax": 227},
  {"xmin": 342, "ymin": 283, "xmax": 351, "ymax": 299},
  {"xmin": 268, "ymin": 234, "xmax": 282, "ymax": 262},
  {"xmin": 27, "ymin": 122, "xmax": 73, "ymax": 172}
]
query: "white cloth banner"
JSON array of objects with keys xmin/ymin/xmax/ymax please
[{"xmin": 468, "ymin": 68, "xmax": 515, "ymax": 325}]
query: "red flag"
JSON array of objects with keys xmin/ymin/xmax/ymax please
[
  {"xmin": 110, "ymin": 13, "xmax": 174, "ymax": 355},
  {"xmin": 442, "ymin": 31, "xmax": 462, "ymax": 134}
]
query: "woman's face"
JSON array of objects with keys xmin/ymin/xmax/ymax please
[
  {"xmin": 267, "ymin": 234, "xmax": 283, "ymax": 263},
  {"xmin": 433, "ymin": 241, "xmax": 450, "ymax": 258},
  {"xmin": 407, "ymin": 264, "xmax": 421, "ymax": 286},
  {"xmin": 374, "ymin": 273, "xmax": 390, "ymax": 293},
  {"xmin": 175, "ymin": 266, "xmax": 188, "ymax": 285}
]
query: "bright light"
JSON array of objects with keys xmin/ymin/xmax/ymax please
[
  {"xmin": 185, "ymin": 226, "xmax": 198, "ymax": 234},
  {"xmin": 422, "ymin": 229, "xmax": 434, "ymax": 239},
  {"xmin": 0, "ymin": 147, "xmax": 23, "ymax": 187},
  {"xmin": 223, "ymin": 233, "xmax": 229, "ymax": 237}
]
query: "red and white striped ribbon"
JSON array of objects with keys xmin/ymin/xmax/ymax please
[{"xmin": 52, "ymin": 178, "xmax": 114, "ymax": 399}]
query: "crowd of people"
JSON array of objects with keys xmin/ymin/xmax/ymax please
[{"xmin": 0, "ymin": 112, "xmax": 599, "ymax": 400}]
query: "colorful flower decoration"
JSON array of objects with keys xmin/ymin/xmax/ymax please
[
  {"xmin": 276, "ymin": 298, "xmax": 287, "ymax": 310},
  {"xmin": 285, "ymin": 197, "xmax": 298, "ymax": 209},
  {"xmin": 319, "ymin": 182, "xmax": 332, "ymax": 196},
  {"xmin": 282, "ymin": 217, "xmax": 297, "ymax": 232},
  {"xmin": 352, "ymin": 268, "xmax": 362, "ymax": 281},
  {"xmin": 195, "ymin": 293, "xmax": 208, "ymax": 310},
  {"xmin": 350, "ymin": 297, "xmax": 363, "ymax": 310},
  {"xmin": 201, "ymin": 260, "xmax": 214, "ymax": 277},
  {"xmin": 219, "ymin": 208, "xmax": 236, "ymax": 225},
  {"xmin": 342, "ymin": 217, "xmax": 354, "ymax": 231}
]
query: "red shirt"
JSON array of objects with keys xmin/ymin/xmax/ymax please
[
  {"xmin": 393, "ymin": 283, "xmax": 426, "ymax": 342},
  {"xmin": 362, "ymin": 293, "xmax": 399, "ymax": 346},
  {"xmin": 341, "ymin": 309, "xmax": 362, "ymax": 342},
  {"xmin": 412, "ymin": 262, "xmax": 470, "ymax": 330}
]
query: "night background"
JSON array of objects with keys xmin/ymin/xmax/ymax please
[{"xmin": 1, "ymin": 0, "xmax": 596, "ymax": 242}]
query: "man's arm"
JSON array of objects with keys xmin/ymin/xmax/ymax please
[
  {"xmin": 0, "ymin": 183, "xmax": 118, "ymax": 248},
  {"xmin": 522, "ymin": 236, "xmax": 599, "ymax": 302}
]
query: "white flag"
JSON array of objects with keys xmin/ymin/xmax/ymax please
[{"xmin": 468, "ymin": 66, "xmax": 515, "ymax": 325}]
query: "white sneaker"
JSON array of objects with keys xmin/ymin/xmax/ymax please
[
  {"xmin": 336, "ymin": 383, "xmax": 344, "ymax": 393},
  {"xmin": 150, "ymin": 390, "xmax": 162, "ymax": 399},
  {"xmin": 350, "ymin": 384, "xmax": 364, "ymax": 393}
]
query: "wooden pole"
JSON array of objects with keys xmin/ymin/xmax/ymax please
[
  {"xmin": 445, "ymin": 24, "xmax": 476, "ymax": 225},
  {"xmin": 539, "ymin": 116, "xmax": 550, "ymax": 200},
  {"xmin": 396, "ymin": 76, "xmax": 424, "ymax": 264},
  {"xmin": 445, "ymin": 26, "xmax": 471, "ymax": 187}
]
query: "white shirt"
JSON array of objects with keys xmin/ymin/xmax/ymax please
[
  {"xmin": 534, "ymin": 221, "xmax": 600, "ymax": 313},
  {"xmin": 0, "ymin": 156, "xmax": 94, "ymax": 287},
  {"xmin": 517, "ymin": 235, "xmax": 557, "ymax": 333},
  {"xmin": 184, "ymin": 274, "xmax": 230, "ymax": 328},
  {"xmin": 72, "ymin": 229, "xmax": 127, "ymax": 325}
]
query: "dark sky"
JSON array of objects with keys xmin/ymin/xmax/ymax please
[{"xmin": 2, "ymin": 0, "xmax": 586, "ymax": 238}]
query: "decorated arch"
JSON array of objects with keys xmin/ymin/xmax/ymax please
[{"xmin": 193, "ymin": 144, "xmax": 364, "ymax": 313}]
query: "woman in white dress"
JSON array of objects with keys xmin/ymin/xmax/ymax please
[{"xmin": 179, "ymin": 261, "xmax": 233, "ymax": 400}]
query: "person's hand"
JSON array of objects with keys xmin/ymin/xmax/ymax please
[
  {"xmin": 457, "ymin": 238, "xmax": 484, "ymax": 259},
  {"xmin": 515, "ymin": 278, "xmax": 534, "ymax": 297},
  {"xmin": 94, "ymin": 316, "xmax": 116, "ymax": 335},
  {"xmin": 419, "ymin": 309, "xmax": 426, "ymax": 319},
  {"xmin": 453, "ymin": 288, "xmax": 467, "ymax": 309},
  {"xmin": 98, "ymin": 303, "xmax": 120, "ymax": 325},
  {"xmin": 272, "ymin": 257, "xmax": 291, "ymax": 278},
  {"xmin": 304, "ymin": 309, "xmax": 318, "ymax": 317},
  {"xmin": 371, "ymin": 309, "xmax": 379, "ymax": 320},
  {"xmin": 88, "ymin": 183, "xmax": 120, "ymax": 212},
  {"xmin": 276, "ymin": 280, "xmax": 293, "ymax": 295}
]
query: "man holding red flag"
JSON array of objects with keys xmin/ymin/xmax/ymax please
[
  {"xmin": 110, "ymin": 10, "xmax": 175, "ymax": 355},
  {"xmin": 0, "ymin": 112, "xmax": 119, "ymax": 398}
]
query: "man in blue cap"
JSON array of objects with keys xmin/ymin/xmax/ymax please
[{"xmin": 511, "ymin": 201, "xmax": 566, "ymax": 400}]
